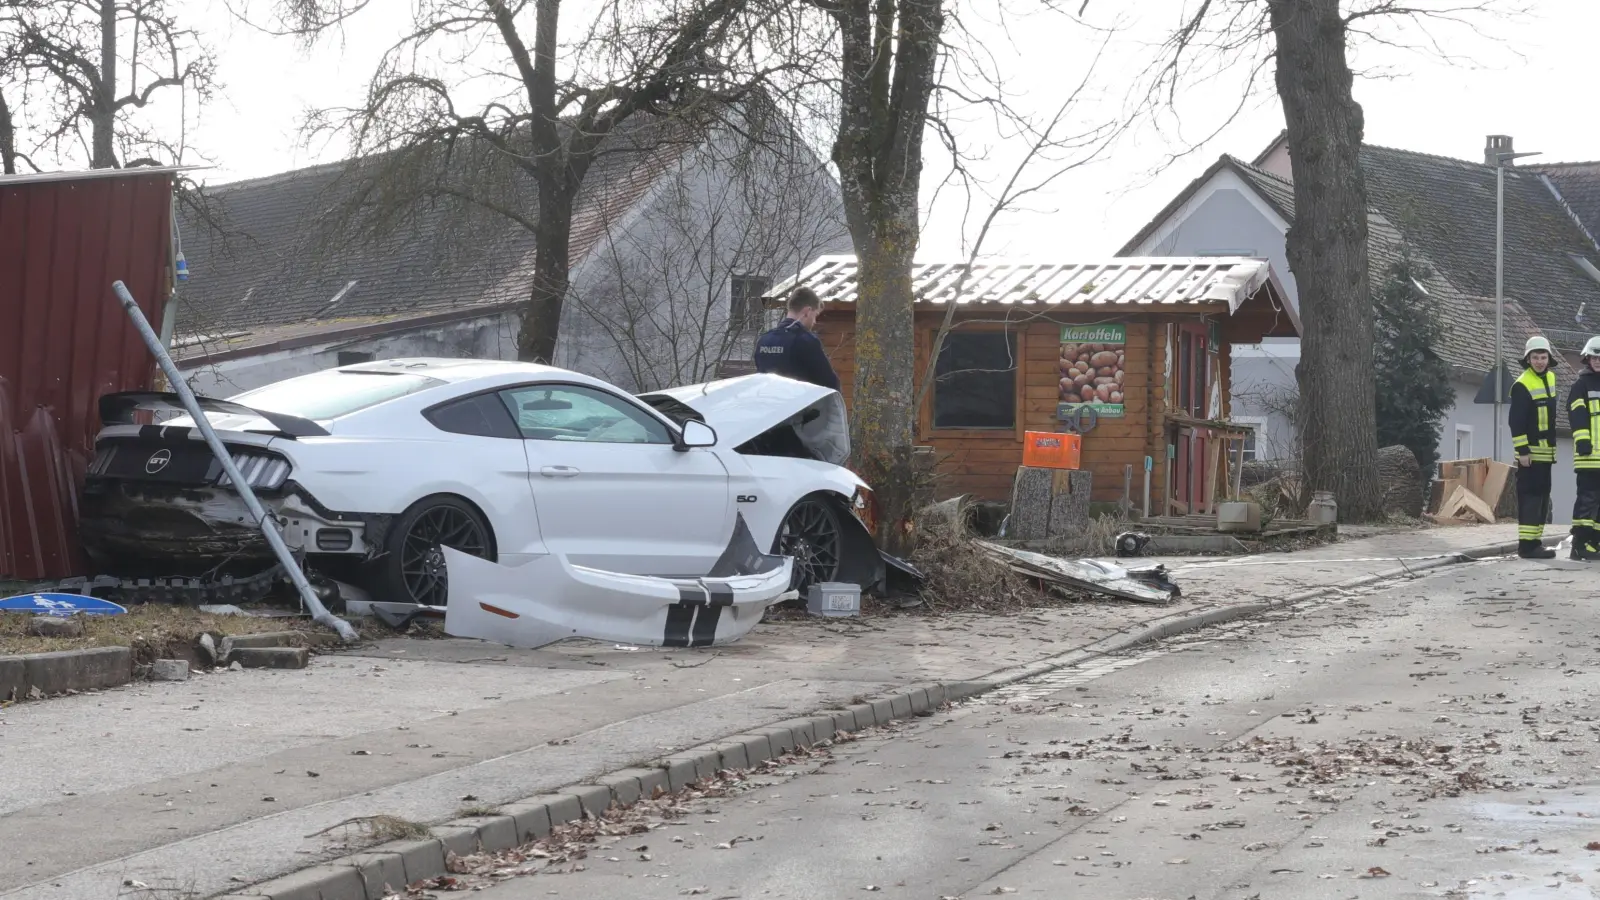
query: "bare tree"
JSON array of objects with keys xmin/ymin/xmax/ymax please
[
  {"xmin": 1116, "ymin": 0, "xmax": 1518, "ymax": 522},
  {"xmin": 3, "ymin": 0, "xmax": 214, "ymax": 169},
  {"xmin": 258, "ymin": 0, "xmax": 832, "ymax": 365},
  {"xmin": 574, "ymin": 111, "xmax": 849, "ymax": 392}
]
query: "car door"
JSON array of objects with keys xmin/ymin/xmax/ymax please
[{"xmin": 500, "ymin": 382, "xmax": 734, "ymax": 576}]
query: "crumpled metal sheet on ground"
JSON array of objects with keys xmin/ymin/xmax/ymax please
[
  {"xmin": 444, "ymin": 514, "xmax": 795, "ymax": 650},
  {"xmin": 975, "ymin": 541, "xmax": 1179, "ymax": 604}
]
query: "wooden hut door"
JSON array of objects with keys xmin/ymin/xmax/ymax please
[{"xmin": 1175, "ymin": 323, "xmax": 1211, "ymax": 512}]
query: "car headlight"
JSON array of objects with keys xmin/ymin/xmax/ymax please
[{"xmin": 216, "ymin": 451, "xmax": 292, "ymax": 491}]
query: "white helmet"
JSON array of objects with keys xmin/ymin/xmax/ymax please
[
  {"xmin": 1584, "ymin": 337, "xmax": 1600, "ymax": 359},
  {"xmin": 1525, "ymin": 336, "xmax": 1553, "ymax": 358}
]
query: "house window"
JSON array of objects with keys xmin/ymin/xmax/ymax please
[
  {"xmin": 731, "ymin": 275, "xmax": 772, "ymax": 334},
  {"xmin": 1454, "ymin": 424, "xmax": 1473, "ymax": 460},
  {"xmin": 1233, "ymin": 417, "xmax": 1267, "ymax": 462},
  {"xmin": 933, "ymin": 330, "xmax": 1017, "ymax": 430}
]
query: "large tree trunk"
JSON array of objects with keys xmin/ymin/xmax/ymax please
[
  {"xmin": 0, "ymin": 92, "xmax": 16, "ymax": 175},
  {"xmin": 1267, "ymin": 0, "xmax": 1383, "ymax": 522},
  {"xmin": 520, "ymin": 199, "xmax": 572, "ymax": 363},
  {"xmin": 92, "ymin": 0, "xmax": 117, "ymax": 168},
  {"xmin": 851, "ymin": 216, "xmax": 919, "ymax": 555}
]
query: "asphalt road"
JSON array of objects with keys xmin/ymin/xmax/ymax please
[{"xmin": 462, "ymin": 554, "xmax": 1600, "ymax": 900}]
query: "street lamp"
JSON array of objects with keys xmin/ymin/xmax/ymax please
[{"xmin": 1491, "ymin": 140, "xmax": 1541, "ymax": 461}]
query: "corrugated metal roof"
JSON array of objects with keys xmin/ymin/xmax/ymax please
[
  {"xmin": 0, "ymin": 170, "xmax": 175, "ymax": 581},
  {"xmin": 771, "ymin": 255, "xmax": 1272, "ymax": 312}
]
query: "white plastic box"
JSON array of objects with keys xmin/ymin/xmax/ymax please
[{"xmin": 806, "ymin": 581, "xmax": 860, "ymax": 617}]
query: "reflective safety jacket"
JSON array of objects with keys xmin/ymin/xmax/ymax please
[
  {"xmin": 1568, "ymin": 369, "xmax": 1600, "ymax": 469},
  {"xmin": 1509, "ymin": 366, "xmax": 1558, "ymax": 463}
]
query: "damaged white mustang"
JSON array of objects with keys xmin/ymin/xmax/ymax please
[{"xmin": 81, "ymin": 360, "xmax": 887, "ymax": 639}]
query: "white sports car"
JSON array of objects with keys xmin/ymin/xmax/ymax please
[{"xmin": 80, "ymin": 359, "xmax": 885, "ymax": 607}]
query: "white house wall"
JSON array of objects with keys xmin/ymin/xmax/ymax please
[
  {"xmin": 559, "ymin": 125, "xmax": 852, "ymax": 393},
  {"xmin": 180, "ymin": 311, "xmax": 518, "ymax": 398},
  {"xmin": 1445, "ymin": 379, "xmax": 1576, "ymax": 524}
]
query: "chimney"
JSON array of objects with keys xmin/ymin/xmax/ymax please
[{"xmin": 1485, "ymin": 134, "xmax": 1515, "ymax": 166}]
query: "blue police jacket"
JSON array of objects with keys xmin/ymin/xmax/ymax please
[{"xmin": 753, "ymin": 317, "xmax": 840, "ymax": 391}]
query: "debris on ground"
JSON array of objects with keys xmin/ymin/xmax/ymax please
[
  {"xmin": 0, "ymin": 604, "xmax": 345, "ymax": 662},
  {"xmin": 975, "ymin": 542, "xmax": 1179, "ymax": 605},
  {"xmin": 906, "ymin": 496, "xmax": 1039, "ymax": 613},
  {"xmin": 1428, "ymin": 457, "xmax": 1513, "ymax": 525},
  {"xmin": 380, "ymin": 723, "xmax": 905, "ymax": 896}
]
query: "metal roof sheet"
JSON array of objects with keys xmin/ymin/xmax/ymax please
[{"xmin": 771, "ymin": 255, "xmax": 1272, "ymax": 313}]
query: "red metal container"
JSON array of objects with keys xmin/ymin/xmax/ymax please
[{"xmin": 0, "ymin": 169, "xmax": 174, "ymax": 581}]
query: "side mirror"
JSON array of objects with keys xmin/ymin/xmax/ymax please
[{"xmin": 679, "ymin": 419, "xmax": 717, "ymax": 449}]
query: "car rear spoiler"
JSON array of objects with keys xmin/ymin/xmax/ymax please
[{"xmin": 98, "ymin": 391, "xmax": 331, "ymax": 439}]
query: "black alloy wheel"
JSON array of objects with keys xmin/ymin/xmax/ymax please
[
  {"xmin": 380, "ymin": 496, "xmax": 493, "ymax": 606},
  {"xmin": 776, "ymin": 496, "xmax": 844, "ymax": 592}
]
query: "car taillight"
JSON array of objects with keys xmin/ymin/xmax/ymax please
[{"xmin": 216, "ymin": 451, "xmax": 292, "ymax": 491}]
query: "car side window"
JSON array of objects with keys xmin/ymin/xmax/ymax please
[
  {"xmin": 500, "ymin": 385, "xmax": 674, "ymax": 445},
  {"xmin": 424, "ymin": 392, "xmax": 522, "ymax": 439}
]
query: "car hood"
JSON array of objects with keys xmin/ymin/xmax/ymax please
[{"xmin": 640, "ymin": 374, "xmax": 850, "ymax": 466}]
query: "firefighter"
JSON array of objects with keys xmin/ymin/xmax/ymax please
[
  {"xmin": 1510, "ymin": 335, "xmax": 1558, "ymax": 559},
  {"xmin": 1568, "ymin": 336, "xmax": 1600, "ymax": 561}
]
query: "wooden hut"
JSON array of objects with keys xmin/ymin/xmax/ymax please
[{"xmin": 764, "ymin": 256, "xmax": 1299, "ymax": 514}]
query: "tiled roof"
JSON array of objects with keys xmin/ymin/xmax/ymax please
[
  {"xmin": 1535, "ymin": 161, "xmax": 1600, "ymax": 249},
  {"xmin": 1220, "ymin": 146, "xmax": 1600, "ymax": 373},
  {"xmin": 771, "ymin": 255, "xmax": 1282, "ymax": 313},
  {"xmin": 171, "ymin": 116, "xmax": 698, "ymax": 342}
]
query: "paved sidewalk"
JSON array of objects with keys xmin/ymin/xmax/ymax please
[{"xmin": 0, "ymin": 524, "xmax": 1523, "ymax": 899}]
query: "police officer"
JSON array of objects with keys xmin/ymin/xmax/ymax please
[
  {"xmin": 1509, "ymin": 335, "xmax": 1558, "ymax": 559},
  {"xmin": 754, "ymin": 286, "xmax": 840, "ymax": 391},
  {"xmin": 1568, "ymin": 336, "xmax": 1600, "ymax": 561}
]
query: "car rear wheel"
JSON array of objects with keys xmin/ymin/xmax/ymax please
[
  {"xmin": 376, "ymin": 495, "xmax": 494, "ymax": 606},
  {"xmin": 775, "ymin": 496, "xmax": 843, "ymax": 593}
]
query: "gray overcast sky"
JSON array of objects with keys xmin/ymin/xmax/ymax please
[{"xmin": 180, "ymin": 0, "xmax": 1593, "ymax": 260}]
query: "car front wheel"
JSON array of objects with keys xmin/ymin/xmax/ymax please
[
  {"xmin": 375, "ymin": 495, "xmax": 495, "ymax": 606},
  {"xmin": 775, "ymin": 495, "xmax": 843, "ymax": 593}
]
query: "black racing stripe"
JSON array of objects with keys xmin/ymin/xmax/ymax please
[
  {"xmin": 676, "ymin": 585, "xmax": 705, "ymax": 607},
  {"xmin": 689, "ymin": 604, "xmax": 723, "ymax": 648},
  {"xmin": 663, "ymin": 603, "xmax": 695, "ymax": 648},
  {"xmin": 705, "ymin": 582, "xmax": 734, "ymax": 608}
]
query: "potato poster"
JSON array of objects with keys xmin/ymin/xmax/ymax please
[{"xmin": 1057, "ymin": 324, "xmax": 1126, "ymax": 419}]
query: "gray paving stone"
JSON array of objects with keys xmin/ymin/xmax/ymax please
[
  {"xmin": 538, "ymin": 793, "xmax": 584, "ymax": 826},
  {"xmin": 869, "ymin": 698, "xmax": 894, "ymax": 724},
  {"xmin": 568, "ymin": 783, "xmax": 613, "ymax": 818},
  {"xmin": 597, "ymin": 770, "xmax": 643, "ymax": 806},
  {"xmin": 713, "ymin": 741, "xmax": 749, "ymax": 771},
  {"xmin": 848, "ymin": 702, "xmax": 878, "ymax": 728},
  {"xmin": 632, "ymin": 766, "xmax": 669, "ymax": 799},
  {"xmin": 371, "ymin": 838, "xmax": 445, "ymax": 885},
  {"xmin": 907, "ymin": 687, "xmax": 931, "ymax": 713},
  {"xmin": 431, "ymin": 824, "xmax": 481, "ymax": 857},
  {"xmin": 889, "ymin": 693, "xmax": 913, "ymax": 718},
  {"xmin": 730, "ymin": 732, "xmax": 773, "ymax": 765},
  {"xmin": 457, "ymin": 815, "xmax": 517, "ymax": 852},
  {"xmin": 343, "ymin": 852, "xmax": 407, "ymax": 899},
  {"xmin": 765, "ymin": 725, "xmax": 798, "ymax": 756},
  {"xmin": 499, "ymin": 801, "xmax": 554, "ymax": 841},
  {"xmin": 659, "ymin": 757, "xmax": 700, "ymax": 792},
  {"xmin": 250, "ymin": 865, "xmax": 364, "ymax": 900}
]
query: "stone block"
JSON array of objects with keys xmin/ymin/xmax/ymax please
[
  {"xmin": 765, "ymin": 725, "xmax": 798, "ymax": 757},
  {"xmin": 251, "ymin": 865, "xmax": 364, "ymax": 900},
  {"xmin": 20, "ymin": 647, "xmax": 131, "ymax": 695},
  {"xmin": 151, "ymin": 659, "xmax": 190, "ymax": 681},
  {"xmin": 729, "ymin": 733, "xmax": 773, "ymax": 766},
  {"xmin": 499, "ymin": 801, "xmax": 554, "ymax": 842},
  {"xmin": 536, "ymin": 793, "xmax": 584, "ymax": 827},
  {"xmin": 907, "ymin": 688, "xmax": 931, "ymax": 714},
  {"xmin": 597, "ymin": 770, "xmax": 643, "ymax": 806},
  {"xmin": 431, "ymin": 824, "xmax": 481, "ymax": 857},
  {"xmin": 28, "ymin": 616, "xmax": 83, "ymax": 637},
  {"xmin": 659, "ymin": 757, "xmax": 700, "ymax": 792},
  {"xmin": 889, "ymin": 694, "xmax": 913, "ymax": 718},
  {"xmin": 808, "ymin": 714, "xmax": 838, "ymax": 744},
  {"xmin": 632, "ymin": 766, "xmax": 669, "ymax": 800},
  {"xmin": 344, "ymin": 852, "xmax": 408, "ymax": 898},
  {"xmin": 869, "ymin": 698, "xmax": 894, "ymax": 725},
  {"xmin": 568, "ymin": 783, "xmax": 613, "ymax": 818},
  {"xmin": 229, "ymin": 647, "xmax": 309, "ymax": 669},
  {"xmin": 221, "ymin": 631, "xmax": 303, "ymax": 651},
  {"xmin": 371, "ymin": 838, "xmax": 445, "ymax": 885},
  {"xmin": 713, "ymin": 741, "xmax": 749, "ymax": 771},
  {"xmin": 458, "ymin": 815, "xmax": 517, "ymax": 852}
]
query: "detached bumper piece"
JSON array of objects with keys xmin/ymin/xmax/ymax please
[{"xmin": 443, "ymin": 515, "xmax": 795, "ymax": 650}]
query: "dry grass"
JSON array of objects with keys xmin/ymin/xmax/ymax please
[
  {"xmin": 904, "ymin": 499, "xmax": 1043, "ymax": 615},
  {"xmin": 0, "ymin": 604, "xmax": 340, "ymax": 661}
]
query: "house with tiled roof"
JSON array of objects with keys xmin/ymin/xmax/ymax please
[
  {"xmin": 170, "ymin": 110, "xmax": 850, "ymax": 395},
  {"xmin": 1119, "ymin": 132, "xmax": 1600, "ymax": 520}
]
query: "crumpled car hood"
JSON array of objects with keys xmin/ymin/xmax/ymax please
[{"xmin": 640, "ymin": 374, "xmax": 850, "ymax": 466}]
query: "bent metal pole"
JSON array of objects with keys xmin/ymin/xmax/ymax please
[{"xmin": 110, "ymin": 280, "xmax": 359, "ymax": 644}]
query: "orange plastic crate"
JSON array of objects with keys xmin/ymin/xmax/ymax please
[{"xmin": 1021, "ymin": 431, "xmax": 1081, "ymax": 470}]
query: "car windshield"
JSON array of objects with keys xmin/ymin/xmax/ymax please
[{"xmin": 230, "ymin": 370, "xmax": 445, "ymax": 420}]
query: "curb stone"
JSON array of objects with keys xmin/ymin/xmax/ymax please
[
  {"xmin": 0, "ymin": 646, "xmax": 131, "ymax": 701},
  {"xmin": 225, "ymin": 535, "xmax": 1521, "ymax": 900}
]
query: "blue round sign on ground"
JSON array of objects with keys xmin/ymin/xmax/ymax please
[{"xmin": 0, "ymin": 593, "xmax": 127, "ymax": 616}]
